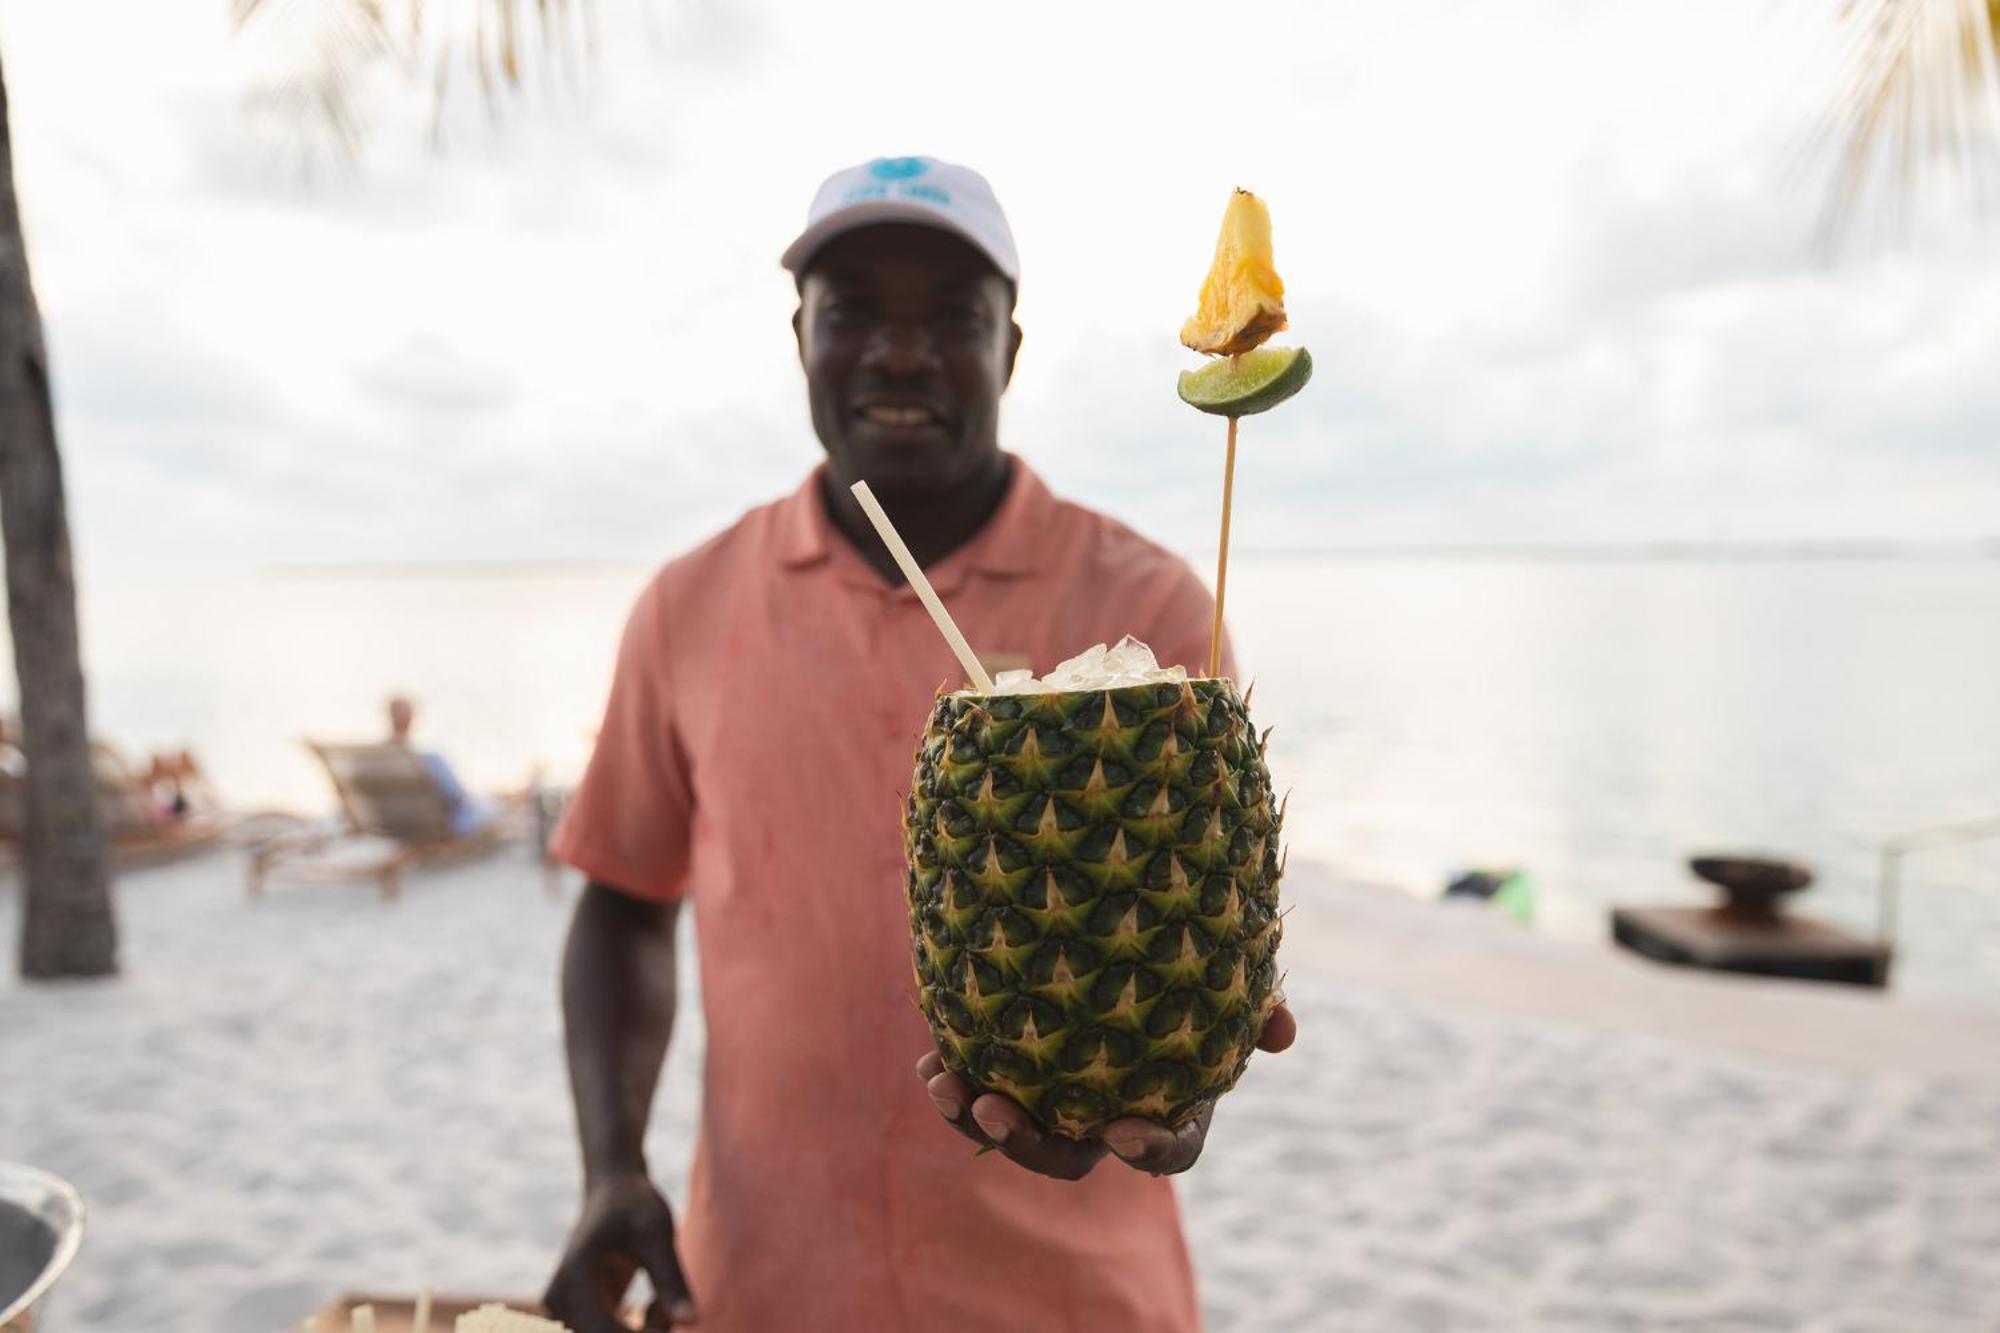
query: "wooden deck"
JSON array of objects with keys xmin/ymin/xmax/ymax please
[{"xmin": 1611, "ymin": 905, "xmax": 1893, "ymax": 988}]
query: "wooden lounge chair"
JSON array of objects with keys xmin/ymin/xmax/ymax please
[
  {"xmin": 247, "ymin": 741, "xmax": 518, "ymax": 900},
  {"xmin": 0, "ymin": 741, "xmax": 226, "ymax": 872}
]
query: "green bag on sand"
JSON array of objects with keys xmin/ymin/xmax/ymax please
[
  {"xmin": 1492, "ymin": 870, "xmax": 1535, "ymax": 925},
  {"xmin": 1442, "ymin": 867, "xmax": 1535, "ymax": 925}
]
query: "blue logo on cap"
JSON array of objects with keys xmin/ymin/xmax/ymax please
[{"xmin": 870, "ymin": 157, "xmax": 930, "ymax": 181}]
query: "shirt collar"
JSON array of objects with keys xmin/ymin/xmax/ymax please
[
  {"xmin": 777, "ymin": 455, "xmax": 1052, "ymax": 585},
  {"xmin": 777, "ymin": 467, "xmax": 834, "ymax": 570}
]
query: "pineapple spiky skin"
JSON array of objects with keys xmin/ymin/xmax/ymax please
[{"xmin": 904, "ymin": 679, "xmax": 1283, "ymax": 1139}]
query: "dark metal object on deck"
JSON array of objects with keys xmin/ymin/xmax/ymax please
[
  {"xmin": 1611, "ymin": 852, "xmax": 1892, "ymax": 988},
  {"xmin": 1688, "ymin": 855, "xmax": 1813, "ymax": 918}
]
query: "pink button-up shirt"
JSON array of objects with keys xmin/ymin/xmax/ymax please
[{"xmin": 554, "ymin": 458, "xmax": 1232, "ymax": 1333}]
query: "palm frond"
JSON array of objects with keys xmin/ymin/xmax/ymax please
[
  {"xmin": 235, "ymin": 0, "xmax": 594, "ymax": 163},
  {"xmin": 235, "ymin": 0, "xmax": 394, "ymax": 165},
  {"xmin": 1818, "ymin": 0, "xmax": 2000, "ymax": 245}
]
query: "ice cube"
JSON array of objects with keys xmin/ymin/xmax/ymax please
[
  {"xmin": 1054, "ymin": 643, "xmax": 1110, "ymax": 673},
  {"xmin": 990, "ymin": 668, "xmax": 1046, "ymax": 695},
  {"xmin": 1099, "ymin": 635, "xmax": 1162, "ymax": 678},
  {"xmin": 970, "ymin": 636, "xmax": 1190, "ymax": 696}
]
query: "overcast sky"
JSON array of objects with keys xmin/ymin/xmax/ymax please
[{"xmin": 4, "ymin": 0, "xmax": 1998, "ymax": 570}]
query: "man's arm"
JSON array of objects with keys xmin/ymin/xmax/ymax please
[
  {"xmin": 563, "ymin": 882, "xmax": 679, "ymax": 1182},
  {"xmin": 543, "ymin": 882, "xmax": 697, "ymax": 1331}
]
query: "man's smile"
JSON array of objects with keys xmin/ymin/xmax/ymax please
[
  {"xmin": 853, "ymin": 396, "xmax": 950, "ymax": 434},
  {"xmin": 861, "ymin": 404, "xmax": 939, "ymax": 426}
]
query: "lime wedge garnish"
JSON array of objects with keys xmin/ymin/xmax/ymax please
[{"xmin": 1177, "ymin": 345, "xmax": 1313, "ymax": 418}]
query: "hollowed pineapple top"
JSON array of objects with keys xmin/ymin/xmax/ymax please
[{"xmin": 904, "ymin": 678, "xmax": 1283, "ymax": 1139}]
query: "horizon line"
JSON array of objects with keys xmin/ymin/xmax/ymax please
[{"xmin": 253, "ymin": 538, "xmax": 2000, "ymax": 577}]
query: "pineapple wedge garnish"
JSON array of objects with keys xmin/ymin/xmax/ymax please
[{"xmin": 1180, "ymin": 188, "xmax": 1288, "ymax": 357}]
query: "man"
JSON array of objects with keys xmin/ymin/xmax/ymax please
[
  {"xmin": 387, "ymin": 695, "xmax": 493, "ymax": 836},
  {"xmin": 544, "ymin": 156, "xmax": 1295, "ymax": 1333}
]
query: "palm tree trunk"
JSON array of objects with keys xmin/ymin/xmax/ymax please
[{"xmin": 0, "ymin": 51, "xmax": 117, "ymax": 979}]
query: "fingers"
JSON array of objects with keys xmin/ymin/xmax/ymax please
[
  {"xmin": 1103, "ymin": 1105, "xmax": 1213, "ymax": 1176},
  {"xmin": 639, "ymin": 1295, "xmax": 698, "ymax": 1331},
  {"xmin": 545, "ymin": 1180, "xmax": 695, "ymax": 1333},
  {"xmin": 1257, "ymin": 1001, "xmax": 1298, "ymax": 1053},
  {"xmin": 543, "ymin": 1261, "xmax": 626, "ymax": 1333},
  {"xmin": 916, "ymin": 1050, "xmax": 966, "ymax": 1119},
  {"xmin": 916, "ymin": 1048, "xmax": 1110, "ymax": 1180},
  {"xmin": 969, "ymin": 1093, "xmax": 1107, "ymax": 1181},
  {"xmin": 1100, "ymin": 1118, "xmax": 1180, "ymax": 1172},
  {"xmin": 917, "ymin": 1029, "xmax": 1279, "ymax": 1182},
  {"xmin": 634, "ymin": 1224, "xmax": 698, "ymax": 1328},
  {"xmin": 918, "ymin": 1056, "xmax": 993, "ymax": 1149},
  {"xmin": 596, "ymin": 1253, "xmax": 639, "ymax": 1313}
]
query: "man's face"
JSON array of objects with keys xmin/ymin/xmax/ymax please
[{"xmin": 795, "ymin": 224, "xmax": 1022, "ymax": 498}]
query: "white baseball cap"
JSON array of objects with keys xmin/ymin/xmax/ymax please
[{"xmin": 780, "ymin": 156, "xmax": 1020, "ymax": 285}]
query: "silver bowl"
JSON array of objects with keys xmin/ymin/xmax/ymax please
[{"xmin": 0, "ymin": 1164, "xmax": 85, "ymax": 1331}]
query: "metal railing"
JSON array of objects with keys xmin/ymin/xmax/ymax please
[{"xmin": 1877, "ymin": 815, "xmax": 2000, "ymax": 946}]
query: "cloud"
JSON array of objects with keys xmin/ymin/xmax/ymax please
[
  {"xmin": 1558, "ymin": 163, "xmax": 1822, "ymax": 312},
  {"xmin": 352, "ymin": 334, "xmax": 516, "ymax": 415},
  {"xmin": 51, "ymin": 318, "xmax": 282, "ymax": 434}
]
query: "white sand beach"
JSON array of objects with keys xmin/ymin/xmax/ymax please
[{"xmin": 5, "ymin": 850, "xmax": 1999, "ymax": 1333}]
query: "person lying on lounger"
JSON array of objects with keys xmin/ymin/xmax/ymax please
[{"xmin": 386, "ymin": 696, "xmax": 494, "ymax": 836}]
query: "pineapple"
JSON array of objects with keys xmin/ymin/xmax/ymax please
[
  {"xmin": 1180, "ymin": 188, "xmax": 1288, "ymax": 357},
  {"xmin": 904, "ymin": 679, "xmax": 1283, "ymax": 1139}
]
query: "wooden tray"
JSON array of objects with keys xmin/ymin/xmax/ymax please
[{"xmin": 309, "ymin": 1293, "xmax": 644, "ymax": 1332}]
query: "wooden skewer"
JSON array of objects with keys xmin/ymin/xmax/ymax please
[
  {"xmin": 850, "ymin": 480, "xmax": 997, "ymax": 693},
  {"xmin": 1209, "ymin": 415, "xmax": 1239, "ymax": 679}
]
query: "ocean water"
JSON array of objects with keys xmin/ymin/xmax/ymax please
[{"xmin": 34, "ymin": 553, "xmax": 2000, "ymax": 1005}]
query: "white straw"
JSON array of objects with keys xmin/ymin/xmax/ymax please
[{"xmin": 849, "ymin": 480, "xmax": 996, "ymax": 693}]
